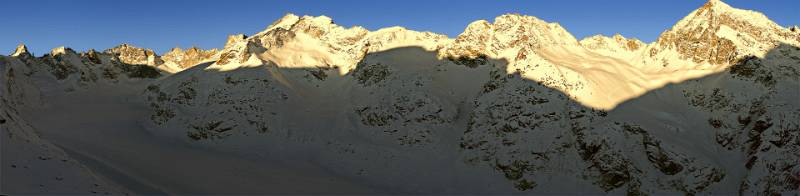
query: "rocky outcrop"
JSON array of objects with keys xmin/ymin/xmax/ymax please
[
  {"xmin": 104, "ymin": 43, "xmax": 163, "ymax": 66},
  {"xmin": 0, "ymin": 44, "xmax": 165, "ymax": 92},
  {"xmin": 11, "ymin": 44, "xmax": 32, "ymax": 58},
  {"xmin": 442, "ymin": 14, "xmax": 579, "ymax": 59},
  {"xmin": 647, "ymin": 0, "xmax": 800, "ymax": 67},
  {"xmin": 102, "ymin": 44, "xmax": 219, "ymax": 72},
  {"xmin": 580, "ymin": 34, "xmax": 646, "ymax": 58},
  {"xmin": 214, "ymin": 35, "xmax": 263, "ymax": 66},
  {"xmin": 162, "ymin": 47, "xmax": 219, "ymax": 69}
]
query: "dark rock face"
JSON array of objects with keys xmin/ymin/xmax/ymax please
[
  {"xmin": 679, "ymin": 44, "xmax": 800, "ymax": 195},
  {"xmin": 352, "ymin": 62, "xmax": 391, "ymax": 86},
  {"xmin": 448, "ymin": 54, "xmax": 488, "ymax": 68},
  {"xmin": 136, "ymin": 42, "xmax": 800, "ymax": 194}
]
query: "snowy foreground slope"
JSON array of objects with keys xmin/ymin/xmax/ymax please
[
  {"xmin": 2, "ymin": 0, "xmax": 800, "ymax": 194},
  {"xmin": 0, "ymin": 47, "xmax": 129, "ymax": 194}
]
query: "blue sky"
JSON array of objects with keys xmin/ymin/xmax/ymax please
[{"xmin": 3, "ymin": 0, "xmax": 798, "ymax": 55}]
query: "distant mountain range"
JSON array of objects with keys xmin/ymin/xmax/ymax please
[{"xmin": 2, "ymin": 0, "xmax": 799, "ymax": 194}]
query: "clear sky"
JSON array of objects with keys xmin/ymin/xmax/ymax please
[{"xmin": 3, "ymin": 0, "xmax": 798, "ymax": 55}]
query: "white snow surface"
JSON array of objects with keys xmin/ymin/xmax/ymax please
[{"xmin": 2, "ymin": 0, "xmax": 800, "ymax": 194}]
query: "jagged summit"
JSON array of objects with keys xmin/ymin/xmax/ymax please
[
  {"xmin": 224, "ymin": 34, "xmax": 248, "ymax": 48},
  {"xmin": 699, "ymin": 0, "xmax": 733, "ymax": 11},
  {"xmin": 579, "ymin": 33, "xmax": 645, "ymax": 56},
  {"xmin": 104, "ymin": 43, "xmax": 156, "ymax": 55},
  {"xmin": 645, "ymin": 0, "xmax": 800, "ymax": 66},
  {"xmin": 6, "ymin": 1, "xmax": 795, "ymax": 74},
  {"xmin": 211, "ymin": 13, "xmax": 450, "ymax": 72},
  {"xmin": 49, "ymin": 46, "xmax": 78, "ymax": 56},
  {"xmin": 167, "ymin": 47, "xmax": 184, "ymax": 53},
  {"xmin": 443, "ymin": 13, "xmax": 578, "ymax": 59},
  {"xmin": 106, "ymin": 43, "xmax": 149, "ymax": 53},
  {"xmin": 163, "ymin": 46, "xmax": 216, "ymax": 55},
  {"xmin": 11, "ymin": 44, "xmax": 31, "ymax": 57},
  {"xmin": 255, "ymin": 13, "xmax": 349, "ymax": 38},
  {"xmin": 580, "ymin": 33, "xmax": 644, "ymax": 47},
  {"xmin": 482, "ymin": 14, "xmax": 577, "ymax": 45},
  {"xmin": 162, "ymin": 46, "xmax": 219, "ymax": 69},
  {"xmin": 262, "ymin": 13, "xmax": 301, "ymax": 33},
  {"xmin": 104, "ymin": 43, "xmax": 162, "ymax": 66},
  {"xmin": 671, "ymin": 0, "xmax": 777, "ymax": 32}
]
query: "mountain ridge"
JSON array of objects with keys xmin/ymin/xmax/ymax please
[
  {"xmin": 2, "ymin": 0, "xmax": 799, "ymax": 194},
  {"xmin": 5, "ymin": 0, "xmax": 798, "ymax": 111},
  {"xmin": 8, "ymin": 1, "xmax": 798, "ymax": 72}
]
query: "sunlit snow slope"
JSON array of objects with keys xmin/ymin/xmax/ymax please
[{"xmin": 2, "ymin": 0, "xmax": 799, "ymax": 195}]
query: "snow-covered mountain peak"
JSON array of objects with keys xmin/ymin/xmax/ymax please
[
  {"xmin": 257, "ymin": 13, "xmax": 358, "ymax": 39},
  {"xmin": 106, "ymin": 43, "xmax": 147, "ymax": 52},
  {"xmin": 263, "ymin": 13, "xmax": 301, "ymax": 33},
  {"xmin": 579, "ymin": 34, "xmax": 646, "ymax": 60},
  {"xmin": 698, "ymin": 0, "xmax": 733, "ymax": 12},
  {"xmin": 580, "ymin": 34, "xmax": 645, "ymax": 51},
  {"xmin": 492, "ymin": 13, "xmax": 566, "ymax": 30},
  {"xmin": 224, "ymin": 34, "xmax": 248, "ymax": 48},
  {"xmin": 285, "ymin": 15, "xmax": 368, "ymax": 44},
  {"xmin": 673, "ymin": 0, "xmax": 777, "ymax": 33},
  {"xmin": 249, "ymin": 13, "xmax": 368, "ymax": 49},
  {"xmin": 167, "ymin": 47, "xmax": 184, "ymax": 53},
  {"xmin": 648, "ymin": 0, "xmax": 799, "ymax": 67},
  {"xmin": 3, "ymin": 2, "xmax": 800, "ymax": 195},
  {"xmin": 296, "ymin": 14, "xmax": 334, "ymax": 27},
  {"xmin": 490, "ymin": 14, "xmax": 578, "ymax": 46},
  {"xmin": 443, "ymin": 14, "xmax": 578, "ymax": 59},
  {"xmin": 184, "ymin": 46, "xmax": 216, "ymax": 55},
  {"xmin": 212, "ymin": 14, "xmax": 450, "ymax": 73},
  {"xmin": 11, "ymin": 44, "xmax": 31, "ymax": 57},
  {"xmin": 49, "ymin": 46, "xmax": 78, "ymax": 57},
  {"xmin": 212, "ymin": 35, "xmax": 264, "ymax": 69},
  {"xmin": 213, "ymin": 34, "xmax": 257, "ymax": 67},
  {"xmin": 104, "ymin": 44, "xmax": 156, "ymax": 58},
  {"xmin": 162, "ymin": 46, "xmax": 219, "ymax": 69},
  {"xmin": 612, "ymin": 33, "xmax": 639, "ymax": 43}
]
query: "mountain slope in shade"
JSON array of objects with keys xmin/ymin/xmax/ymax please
[
  {"xmin": 1, "ymin": 56, "xmax": 129, "ymax": 194},
  {"xmin": 2, "ymin": 0, "xmax": 799, "ymax": 194}
]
